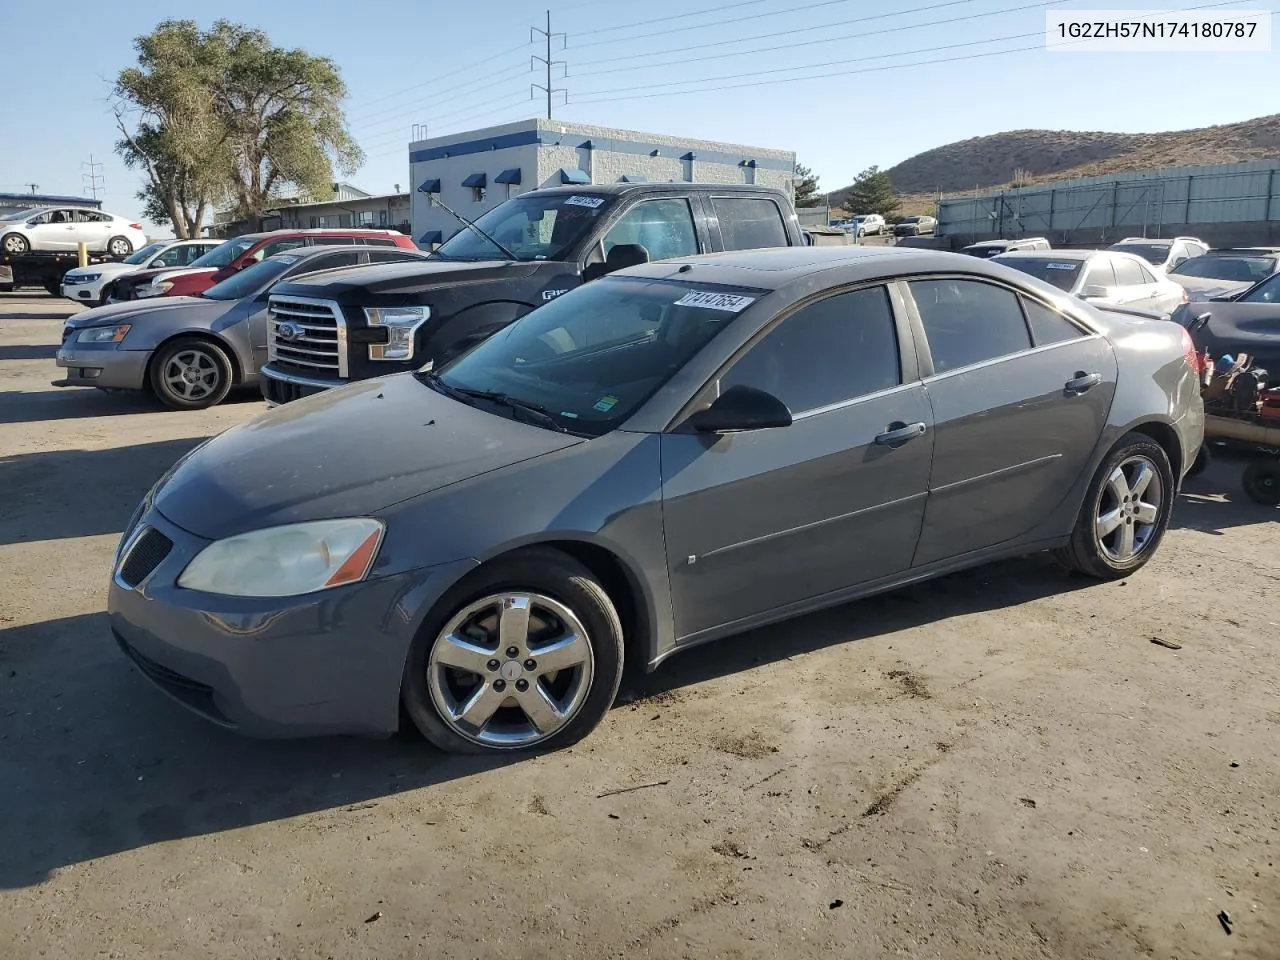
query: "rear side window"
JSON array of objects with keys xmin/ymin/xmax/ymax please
[
  {"xmin": 1113, "ymin": 257, "xmax": 1145, "ymax": 286},
  {"xmin": 1084, "ymin": 257, "xmax": 1118, "ymax": 289},
  {"xmin": 719, "ymin": 286, "xmax": 900, "ymax": 413},
  {"xmin": 909, "ymin": 279, "xmax": 1031, "ymax": 373},
  {"xmin": 365, "ymin": 238, "xmax": 399, "ymax": 247},
  {"xmin": 712, "ymin": 197, "xmax": 790, "ymax": 251},
  {"xmin": 1135, "ymin": 262, "xmax": 1157, "ymax": 284},
  {"xmin": 1021, "ymin": 297, "xmax": 1085, "ymax": 346},
  {"xmin": 309, "ymin": 235, "xmax": 358, "ymax": 246}
]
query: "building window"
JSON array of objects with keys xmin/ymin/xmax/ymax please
[
  {"xmin": 309, "ymin": 216, "xmax": 318, "ymax": 228},
  {"xmin": 379, "ymin": 210, "xmax": 388, "ymax": 226},
  {"xmin": 472, "ymin": 186, "xmax": 485, "ymax": 203},
  {"xmin": 316, "ymin": 215, "xmax": 328, "ymax": 228}
]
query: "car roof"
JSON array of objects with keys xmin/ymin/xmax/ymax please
[
  {"xmin": 231, "ymin": 228, "xmax": 410, "ymax": 242},
  {"xmin": 526, "ymin": 182, "xmax": 788, "ymax": 198}
]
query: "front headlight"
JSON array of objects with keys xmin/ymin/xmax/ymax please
[
  {"xmin": 177, "ymin": 518, "xmax": 385, "ymax": 597},
  {"xmin": 153, "ymin": 281, "xmax": 174, "ymax": 294},
  {"xmin": 71, "ymin": 273, "xmax": 101, "ymax": 283},
  {"xmin": 365, "ymin": 305, "xmax": 430, "ymax": 361},
  {"xmin": 77, "ymin": 324, "xmax": 131, "ymax": 343}
]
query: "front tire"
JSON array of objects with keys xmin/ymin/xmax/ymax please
[
  {"xmin": 106, "ymin": 236, "xmax": 133, "ymax": 257},
  {"xmin": 1242, "ymin": 460, "xmax": 1280, "ymax": 506},
  {"xmin": 1054, "ymin": 433, "xmax": 1175, "ymax": 579},
  {"xmin": 148, "ymin": 337, "xmax": 233, "ymax": 410},
  {"xmin": 401, "ymin": 548, "xmax": 625, "ymax": 754},
  {"xmin": 2, "ymin": 233, "xmax": 29, "ymax": 255}
]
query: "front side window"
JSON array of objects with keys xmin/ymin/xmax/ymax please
[
  {"xmin": 152, "ymin": 246, "xmax": 188, "ymax": 267},
  {"xmin": 601, "ymin": 199, "xmax": 698, "ymax": 262},
  {"xmin": 712, "ymin": 197, "xmax": 789, "ymax": 251},
  {"xmin": 433, "ymin": 277, "xmax": 764, "ymax": 436},
  {"xmin": 1240, "ymin": 273, "xmax": 1280, "ymax": 303},
  {"xmin": 718, "ymin": 287, "xmax": 900, "ymax": 413},
  {"xmin": 255, "ymin": 238, "xmax": 306, "ymax": 260},
  {"xmin": 434, "ymin": 192, "xmax": 615, "ymax": 262},
  {"xmin": 189, "ymin": 236, "xmax": 257, "ymax": 269},
  {"xmin": 909, "ymin": 278, "xmax": 1031, "ymax": 373},
  {"xmin": 124, "ymin": 242, "xmax": 167, "ymax": 265}
]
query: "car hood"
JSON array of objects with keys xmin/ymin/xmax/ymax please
[
  {"xmin": 152, "ymin": 372, "xmax": 584, "ymax": 540},
  {"xmin": 1189, "ymin": 301, "xmax": 1280, "ymax": 364},
  {"xmin": 64, "ymin": 296, "xmax": 224, "ymax": 328},
  {"xmin": 270, "ymin": 258, "xmax": 543, "ymax": 304},
  {"xmin": 1172, "ymin": 275, "xmax": 1252, "ymax": 301},
  {"xmin": 65, "ymin": 262, "xmax": 137, "ymax": 281}
]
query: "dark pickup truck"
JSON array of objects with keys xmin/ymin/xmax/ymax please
[{"xmin": 260, "ymin": 182, "xmax": 804, "ymax": 403}]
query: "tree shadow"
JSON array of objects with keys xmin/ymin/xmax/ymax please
[{"xmin": 0, "ymin": 386, "xmax": 263, "ymax": 426}]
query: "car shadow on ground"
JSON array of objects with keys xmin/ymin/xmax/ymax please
[
  {"xmin": 0, "ymin": 437, "xmax": 207, "ymax": 547},
  {"xmin": 0, "ymin": 554, "xmax": 1091, "ymax": 891},
  {"xmin": 1175, "ymin": 451, "xmax": 1278, "ymax": 534}
]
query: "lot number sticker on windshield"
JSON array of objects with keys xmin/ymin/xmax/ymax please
[
  {"xmin": 674, "ymin": 291, "xmax": 756, "ymax": 312},
  {"xmin": 564, "ymin": 195, "xmax": 605, "ymax": 208},
  {"xmin": 1045, "ymin": 262, "xmax": 1078, "ymax": 270}
]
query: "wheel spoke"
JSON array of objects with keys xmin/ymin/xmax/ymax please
[
  {"xmin": 1096, "ymin": 507, "xmax": 1123, "ymax": 539},
  {"xmin": 1107, "ymin": 466, "xmax": 1131, "ymax": 501},
  {"xmin": 1130, "ymin": 462, "xmax": 1154, "ymax": 498},
  {"xmin": 498, "ymin": 595, "xmax": 532, "ymax": 652},
  {"xmin": 433, "ymin": 633, "xmax": 494, "ymax": 675},
  {"xmin": 530, "ymin": 632, "xmax": 588, "ymax": 674},
  {"xmin": 1115, "ymin": 520, "xmax": 1136, "ymax": 560},
  {"xmin": 456, "ymin": 681, "xmax": 506, "ymax": 728},
  {"xmin": 516, "ymin": 683, "xmax": 564, "ymax": 734},
  {"xmin": 1134, "ymin": 502, "xmax": 1159, "ymax": 525}
]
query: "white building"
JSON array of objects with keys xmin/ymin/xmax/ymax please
[{"xmin": 409, "ymin": 118, "xmax": 796, "ymax": 247}]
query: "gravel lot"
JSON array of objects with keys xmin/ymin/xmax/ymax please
[{"xmin": 2, "ymin": 290, "xmax": 1278, "ymax": 960}]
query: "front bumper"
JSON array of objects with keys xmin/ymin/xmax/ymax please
[
  {"xmin": 61, "ymin": 279, "xmax": 106, "ymax": 303},
  {"xmin": 107, "ymin": 505, "xmax": 478, "ymax": 737},
  {"xmin": 52, "ymin": 341, "xmax": 149, "ymax": 390},
  {"xmin": 260, "ymin": 363, "xmax": 347, "ymax": 405}
]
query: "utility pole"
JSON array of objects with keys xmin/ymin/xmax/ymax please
[
  {"xmin": 82, "ymin": 154, "xmax": 104, "ymax": 200},
  {"xmin": 531, "ymin": 10, "xmax": 567, "ymax": 120},
  {"xmin": 24, "ymin": 183, "xmax": 39, "ymax": 194}
]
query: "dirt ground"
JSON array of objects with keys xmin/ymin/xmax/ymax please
[{"xmin": 1, "ymin": 290, "xmax": 1277, "ymax": 960}]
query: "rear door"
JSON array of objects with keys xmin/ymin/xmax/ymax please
[
  {"xmin": 660, "ymin": 284, "xmax": 934, "ymax": 639},
  {"xmin": 905, "ymin": 277, "xmax": 1117, "ymax": 566}
]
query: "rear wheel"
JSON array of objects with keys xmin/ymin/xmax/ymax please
[
  {"xmin": 401, "ymin": 548, "xmax": 625, "ymax": 754},
  {"xmin": 106, "ymin": 236, "xmax": 133, "ymax": 257},
  {"xmin": 2, "ymin": 233, "xmax": 28, "ymax": 255},
  {"xmin": 1242, "ymin": 461, "xmax": 1280, "ymax": 506},
  {"xmin": 148, "ymin": 337, "xmax": 233, "ymax": 410},
  {"xmin": 1054, "ymin": 433, "xmax": 1174, "ymax": 579}
]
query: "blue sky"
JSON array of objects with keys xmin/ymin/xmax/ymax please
[{"xmin": 2, "ymin": 0, "xmax": 1276, "ymax": 234}]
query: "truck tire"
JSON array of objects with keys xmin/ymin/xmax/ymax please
[{"xmin": 2, "ymin": 233, "xmax": 29, "ymax": 255}]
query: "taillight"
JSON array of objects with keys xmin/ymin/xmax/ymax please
[
  {"xmin": 128, "ymin": 223, "xmax": 142, "ymax": 230},
  {"xmin": 1179, "ymin": 326, "xmax": 1199, "ymax": 371}
]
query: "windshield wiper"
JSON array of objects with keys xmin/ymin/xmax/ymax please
[
  {"xmin": 428, "ymin": 194, "xmax": 519, "ymax": 261},
  {"xmin": 418, "ymin": 373, "xmax": 569, "ymax": 433}
]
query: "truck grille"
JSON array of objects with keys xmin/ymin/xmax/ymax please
[{"xmin": 267, "ymin": 296, "xmax": 347, "ymax": 377}]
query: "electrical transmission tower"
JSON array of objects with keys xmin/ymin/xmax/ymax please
[
  {"xmin": 531, "ymin": 10, "xmax": 567, "ymax": 120},
  {"xmin": 82, "ymin": 155, "xmax": 105, "ymax": 200}
]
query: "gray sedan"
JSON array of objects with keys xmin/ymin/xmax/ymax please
[
  {"xmin": 54, "ymin": 245, "xmax": 426, "ymax": 409},
  {"xmin": 108, "ymin": 246, "xmax": 1204, "ymax": 753}
]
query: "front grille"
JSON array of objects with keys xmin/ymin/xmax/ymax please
[
  {"xmin": 268, "ymin": 296, "xmax": 345, "ymax": 376},
  {"xmin": 117, "ymin": 527, "xmax": 173, "ymax": 588},
  {"xmin": 262, "ymin": 375, "xmax": 329, "ymax": 405},
  {"xmin": 115, "ymin": 632, "xmax": 230, "ymax": 725}
]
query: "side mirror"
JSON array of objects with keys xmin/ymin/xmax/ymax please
[
  {"xmin": 1188, "ymin": 311, "xmax": 1211, "ymax": 334},
  {"xmin": 1079, "ymin": 284, "xmax": 1109, "ymax": 300},
  {"xmin": 688, "ymin": 385, "xmax": 792, "ymax": 434}
]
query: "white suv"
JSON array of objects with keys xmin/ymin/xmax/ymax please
[
  {"xmin": 1108, "ymin": 236, "xmax": 1208, "ymax": 273},
  {"xmin": 60, "ymin": 238, "xmax": 220, "ymax": 306},
  {"xmin": 844, "ymin": 214, "xmax": 886, "ymax": 236},
  {"xmin": 0, "ymin": 207, "xmax": 148, "ymax": 257}
]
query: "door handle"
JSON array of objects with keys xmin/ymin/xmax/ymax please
[
  {"xmin": 874, "ymin": 421, "xmax": 927, "ymax": 447},
  {"xmin": 1064, "ymin": 371, "xmax": 1101, "ymax": 395}
]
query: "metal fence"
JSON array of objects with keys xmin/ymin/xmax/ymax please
[{"xmin": 938, "ymin": 160, "xmax": 1280, "ymax": 246}]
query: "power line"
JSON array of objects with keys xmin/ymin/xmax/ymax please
[
  {"xmin": 346, "ymin": 39, "xmax": 532, "ymax": 116},
  {"xmin": 352, "ymin": 62, "xmax": 532, "ymax": 129},
  {"xmin": 573, "ymin": 0, "xmax": 770, "ymax": 37},
  {"xmin": 570, "ymin": 0, "xmax": 859, "ymax": 49}
]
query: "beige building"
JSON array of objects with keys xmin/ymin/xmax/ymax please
[{"xmin": 208, "ymin": 183, "xmax": 411, "ymax": 238}]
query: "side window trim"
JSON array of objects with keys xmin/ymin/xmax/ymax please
[{"xmin": 666, "ymin": 280, "xmax": 915, "ymax": 432}]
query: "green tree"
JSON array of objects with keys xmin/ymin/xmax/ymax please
[
  {"xmin": 845, "ymin": 165, "xmax": 899, "ymax": 219},
  {"xmin": 792, "ymin": 163, "xmax": 822, "ymax": 208}
]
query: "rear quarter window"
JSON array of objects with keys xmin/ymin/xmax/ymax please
[{"xmin": 712, "ymin": 197, "xmax": 790, "ymax": 251}]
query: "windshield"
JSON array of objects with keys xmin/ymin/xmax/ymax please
[
  {"xmin": 433, "ymin": 193, "xmax": 614, "ymax": 262},
  {"xmin": 1110, "ymin": 243, "xmax": 1169, "ymax": 265},
  {"xmin": 994, "ymin": 256, "xmax": 1082, "ymax": 291},
  {"xmin": 430, "ymin": 276, "xmax": 765, "ymax": 436},
  {"xmin": 1170, "ymin": 254, "xmax": 1277, "ymax": 282},
  {"xmin": 125, "ymin": 241, "xmax": 168, "ymax": 265},
  {"xmin": 1239, "ymin": 272, "xmax": 1280, "ymax": 303},
  {"xmin": 189, "ymin": 236, "xmax": 257, "ymax": 269},
  {"xmin": 202, "ymin": 256, "xmax": 295, "ymax": 300}
]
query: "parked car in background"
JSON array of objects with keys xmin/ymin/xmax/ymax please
[
  {"xmin": 0, "ymin": 207, "xmax": 147, "ymax": 257},
  {"xmin": 261, "ymin": 182, "xmax": 805, "ymax": 404},
  {"xmin": 109, "ymin": 245, "xmax": 1203, "ymax": 752},
  {"xmin": 1177, "ymin": 270, "xmax": 1280, "ymax": 376},
  {"xmin": 1167, "ymin": 247, "xmax": 1280, "ymax": 302},
  {"xmin": 894, "ymin": 215, "xmax": 937, "ymax": 237},
  {"xmin": 1108, "ymin": 236, "xmax": 1208, "ymax": 273},
  {"xmin": 106, "ymin": 229, "xmax": 419, "ymax": 302},
  {"xmin": 961, "ymin": 237, "xmax": 1051, "ymax": 258},
  {"xmin": 993, "ymin": 249, "xmax": 1187, "ymax": 315},
  {"xmin": 845, "ymin": 214, "xmax": 885, "ymax": 236},
  {"xmin": 61, "ymin": 239, "xmax": 220, "ymax": 307},
  {"xmin": 54, "ymin": 245, "xmax": 426, "ymax": 409}
]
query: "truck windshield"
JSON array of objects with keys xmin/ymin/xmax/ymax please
[
  {"xmin": 433, "ymin": 193, "xmax": 613, "ymax": 262},
  {"xmin": 426, "ymin": 276, "xmax": 766, "ymax": 436}
]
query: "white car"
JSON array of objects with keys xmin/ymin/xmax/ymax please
[
  {"xmin": 0, "ymin": 206, "xmax": 148, "ymax": 257},
  {"xmin": 60, "ymin": 239, "xmax": 220, "ymax": 306},
  {"xmin": 845, "ymin": 214, "xmax": 886, "ymax": 236},
  {"xmin": 992, "ymin": 249, "xmax": 1188, "ymax": 316}
]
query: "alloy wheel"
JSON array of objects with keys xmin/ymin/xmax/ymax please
[
  {"xmin": 163, "ymin": 349, "xmax": 221, "ymax": 401},
  {"xmin": 1094, "ymin": 455, "xmax": 1163, "ymax": 562},
  {"xmin": 108, "ymin": 237, "xmax": 132, "ymax": 257},
  {"xmin": 427, "ymin": 592, "xmax": 594, "ymax": 748}
]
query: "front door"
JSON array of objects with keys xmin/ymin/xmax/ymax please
[
  {"xmin": 661, "ymin": 285, "xmax": 934, "ymax": 640},
  {"xmin": 28, "ymin": 209, "xmax": 77, "ymax": 250},
  {"xmin": 905, "ymin": 278, "xmax": 1118, "ymax": 566}
]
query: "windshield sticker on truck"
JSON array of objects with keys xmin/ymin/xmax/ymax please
[
  {"xmin": 564, "ymin": 195, "xmax": 606, "ymax": 209},
  {"xmin": 592, "ymin": 394, "xmax": 620, "ymax": 412},
  {"xmin": 1045, "ymin": 262, "xmax": 1079, "ymax": 270},
  {"xmin": 674, "ymin": 291, "xmax": 757, "ymax": 312}
]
